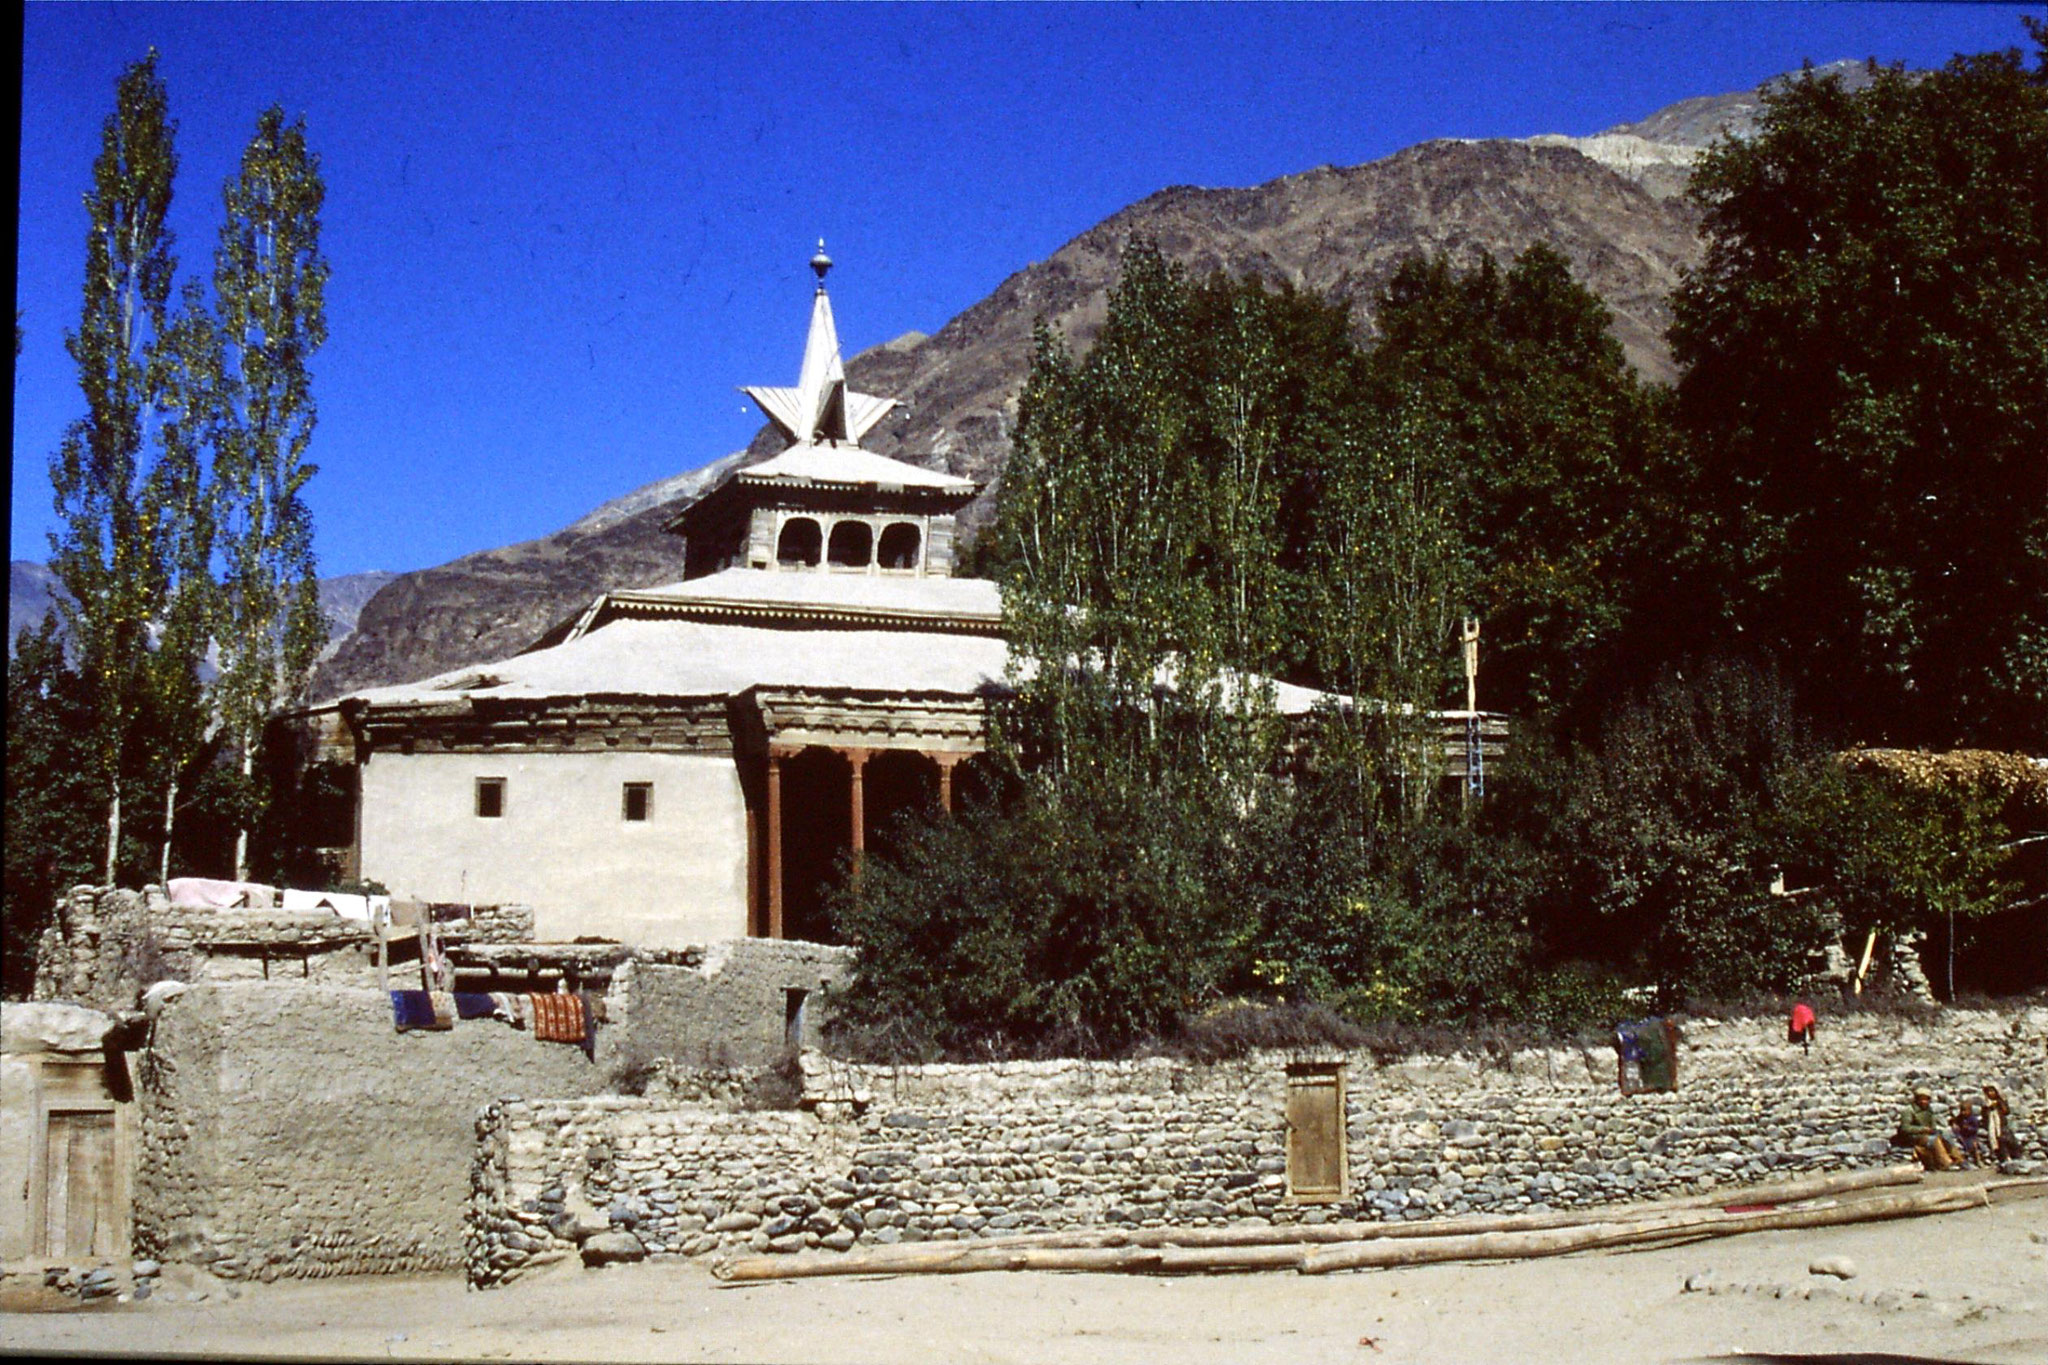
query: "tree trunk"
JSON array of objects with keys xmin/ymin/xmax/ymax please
[
  {"xmin": 159, "ymin": 776, "xmax": 178, "ymax": 886},
  {"xmin": 103, "ymin": 778, "xmax": 121, "ymax": 884},
  {"xmin": 233, "ymin": 738, "xmax": 254, "ymax": 882}
]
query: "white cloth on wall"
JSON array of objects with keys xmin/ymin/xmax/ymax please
[
  {"xmin": 280, "ymin": 888, "xmax": 388, "ymax": 924},
  {"xmin": 167, "ymin": 878, "xmax": 277, "ymax": 910}
]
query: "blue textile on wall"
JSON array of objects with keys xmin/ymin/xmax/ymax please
[
  {"xmin": 390, "ymin": 990, "xmax": 441, "ymax": 1031},
  {"xmin": 453, "ymin": 993, "xmax": 498, "ymax": 1020}
]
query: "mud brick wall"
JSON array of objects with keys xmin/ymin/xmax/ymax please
[
  {"xmin": 134, "ymin": 982, "xmax": 607, "ymax": 1281},
  {"xmin": 606, "ymin": 939, "xmax": 856, "ymax": 1071},
  {"xmin": 469, "ymin": 1009, "xmax": 2048, "ymax": 1285}
]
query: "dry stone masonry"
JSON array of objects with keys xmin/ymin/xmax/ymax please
[{"xmin": 467, "ymin": 1009, "xmax": 2047, "ymax": 1286}]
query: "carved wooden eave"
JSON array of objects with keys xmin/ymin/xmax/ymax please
[
  {"xmin": 663, "ymin": 472, "xmax": 976, "ymax": 539},
  {"xmin": 564, "ymin": 586, "xmax": 1005, "ymax": 642},
  {"xmin": 746, "ymin": 684, "xmax": 1004, "ymax": 756},
  {"xmin": 340, "ymin": 693, "xmax": 737, "ymax": 758}
]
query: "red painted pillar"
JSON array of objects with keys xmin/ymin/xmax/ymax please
[{"xmin": 766, "ymin": 751, "xmax": 785, "ymax": 940}]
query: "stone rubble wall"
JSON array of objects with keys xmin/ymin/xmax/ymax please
[
  {"xmin": 135, "ymin": 982, "xmax": 608, "ymax": 1282},
  {"xmin": 35, "ymin": 886, "xmax": 388, "ymax": 1011},
  {"xmin": 467, "ymin": 1009, "xmax": 2048, "ymax": 1286},
  {"xmin": 455, "ymin": 902, "xmax": 536, "ymax": 944}
]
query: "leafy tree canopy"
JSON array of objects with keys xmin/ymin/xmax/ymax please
[{"xmin": 1672, "ymin": 29, "xmax": 2048, "ymax": 749}]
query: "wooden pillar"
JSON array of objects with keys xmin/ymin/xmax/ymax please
[
  {"xmin": 766, "ymin": 751, "xmax": 785, "ymax": 940},
  {"xmin": 935, "ymin": 753, "xmax": 960, "ymax": 815},
  {"xmin": 745, "ymin": 797, "xmax": 760, "ymax": 937},
  {"xmin": 845, "ymin": 748, "xmax": 871, "ymax": 859}
]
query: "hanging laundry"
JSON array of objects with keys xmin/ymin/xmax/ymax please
[
  {"xmin": 1615, "ymin": 1017, "xmax": 1680, "ymax": 1093},
  {"xmin": 427, "ymin": 991, "xmax": 458, "ymax": 1029},
  {"xmin": 528, "ymin": 992, "xmax": 586, "ymax": 1044},
  {"xmin": 169, "ymin": 877, "xmax": 276, "ymax": 910},
  {"xmin": 390, "ymin": 990, "xmax": 449, "ymax": 1032},
  {"xmin": 453, "ymin": 993, "xmax": 499, "ymax": 1020},
  {"xmin": 420, "ymin": 928, "xmax": 452, "ymax": 992},
  {"xmin": 489, "ymin": 992, "xmax": 528, "ymax": 1029}
]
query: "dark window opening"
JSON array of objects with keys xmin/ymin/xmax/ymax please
[
  {"xmin": 777, "ymin": 517, "xmax": 822, "ymax": 567},
  {"xmin": 827, "ymin": 520, "xmax": 873, "ymax": 568},
  {"xmin": 784, "ymin": 988, "xmax": 809, "ymax": 1048},
  {"xmin": 475, "ymin": 777, "xmax": 506, "ymax": 819},
  {"xmin": 878, "ymin": 522, "xmax": 921, "ymax": 570},
  {"xmin": 622, "ymin": 782, "xmax": 652, "ymax": 822}
]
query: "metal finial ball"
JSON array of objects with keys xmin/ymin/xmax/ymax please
[{"xmin": 810, "ymin": 240, "xmax": 833, "ymax": 281}]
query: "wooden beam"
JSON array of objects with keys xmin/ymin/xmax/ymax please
[{"xmin": 766, "ymin": 752, "xmax": 784, "ymax": 940}]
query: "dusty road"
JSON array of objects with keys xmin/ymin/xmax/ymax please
[{"xmin": 3, "ymin": 1195, "xmax": 2043, "ymax": 1364}]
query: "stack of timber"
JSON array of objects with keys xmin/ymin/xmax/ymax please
[{"xmin": 714, "ymin": 1166, "xmax": 2036, "ymax": 1283}]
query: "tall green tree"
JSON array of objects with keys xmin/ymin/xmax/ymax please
[
  {"xmin": 48, "ymin": 51, "xmax": 189, "ymax": 882},
  {"xmin": 1309, "ymin": 399, "xmax": 1471, "ymax": 827},
  {"xmin": 1561, "ymin": 658, "xmax": 1839, "ymax": 1003},
  {"xmin": 4, "ymin": 620, "xmax": 104, "ymax": 997},
  {"xmin": 1672, "ymin": 31, "xmax": 2048, "ymax": 749},
  {"xmin": 1365, "ymin": 246, "xmax": 1689, "ymax": 728},
  {"xmin": 142, "ymin": 284, "xmax": 225, "ymax": 882},
  {"xmin": 211, "ymin": 107, "xmax": 330, "ymax": 878}
]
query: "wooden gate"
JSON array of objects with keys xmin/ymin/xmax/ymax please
[
  {"xmin": 1285, "ymin": 1062, "xmax": 1348, "ymax": 1202},
  {"xmin": 41, "ymin": 1111, "xmax": 119, "ymax": 1259}
]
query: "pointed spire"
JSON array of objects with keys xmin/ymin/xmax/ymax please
[{"xmin": 741, "ymin": 243, "xmax": 898, "ymax": 448}]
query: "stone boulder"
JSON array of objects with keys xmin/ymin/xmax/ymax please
[
  {"xmin": 1, "ymin": 1001, "xmax": 114, "ymax": 1054},
  {"xmin": 579, "ymin": 1231, "xmax": 645, "ymax": 1266}
]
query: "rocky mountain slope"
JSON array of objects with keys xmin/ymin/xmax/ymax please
[
  {"xmin": 312, "ymin": 69, "xmax": 1819, "ymax": 699},
  {"xmin": 7, "ymin": 561, "xmax": 400, "ymax": 664}
]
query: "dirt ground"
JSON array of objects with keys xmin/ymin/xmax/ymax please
[{"xmin": 3, "ymin": 1190, "xmax": 2043, "ymax": 1365}]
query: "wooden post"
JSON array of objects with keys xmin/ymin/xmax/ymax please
[
  {"xmin": 744, "ymin": 768, "xmax": 760, "ymax": 937},
  {"xmin": 845, "ymin": 748, "xmax": 870, "ymax": 859},
  {"xmin": 1854, "ymin": 926, "xmax": 1879, "ymax": 994},
  {"xmin": 766, "ymin": 751, "xmax": 785, "ymax": 940},
  {"xmin": 935, "ymin": 754, "xmax": 959, "ymax": 815}
]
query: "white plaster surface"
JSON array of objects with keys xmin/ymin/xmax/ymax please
[
  {"xmin": 2, "ymin": 1001, "xmax": 114, "ymax": 1055},
  {"xmin": 359, "ymin": 751, "xmax": 747, "ymax": 946},
  {"xmin": 350, "ymin": 616, "xmax": 1011, "ymax": 705},
  {"xmin": 0, "ymin": 1056, "xmax": 37, "ymax": 1260}
]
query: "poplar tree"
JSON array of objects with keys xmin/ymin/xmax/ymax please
[
  {"xmin": 211, "ymin": 107, "xmax": 329, "ymax": 879},
  {"xmin": 49, "ymin": 51, "xmax": 183, "ymax": 881},
  {"xmin": 144, "ymin": 284, "xmax": 225, "ymax": 882}
]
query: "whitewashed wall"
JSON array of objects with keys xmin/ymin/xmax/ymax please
[{"xmin": 359, "ymin": 750, "xmax": 748, "ymax": 946}]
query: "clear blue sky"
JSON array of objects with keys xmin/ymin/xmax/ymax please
[{"xmin": 15, "ymin": 3, "xmax": 2039, "ymax": 578}]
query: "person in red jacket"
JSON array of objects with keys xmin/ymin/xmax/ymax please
[{"xmin": 1788, "ymin": 1000, "xmax": 1817, "ymax": 1053}]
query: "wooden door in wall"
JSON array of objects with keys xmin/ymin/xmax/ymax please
[
  {"xmin": 42, "ymin": 1111, "xmax": 120, "ymax": 1259},
  {"xmin": 1284, "ymin": 1063, "xmax": 1347, "ymax": 1202}
]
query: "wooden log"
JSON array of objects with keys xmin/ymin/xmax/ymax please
[
  {"xmin": 715, "ymin": 1242, "xmax": 1165, "ymax": 1283},
  {"xmin": 714, "ymin": 1165, "xmax": 1928, "ymax": 1282},
  {"xmin": 1137, "ymin": 1163, "xmax": 1925, "ymax": 1249},
  {"xmin": 1986, "ymin": 1174, "xmax": 2048, "ymax": 1203},
  {"xmin": 714, "ymin": 1182, "xmax": 1971, "ymax": 1285},
  {"xmin": 1298, "ymin": 1185, "xmax": 1986, "ymax": 1274},
  {"xmin": 890, "ymin": 1163, "xmax": 1925, "ymax": 1256}
]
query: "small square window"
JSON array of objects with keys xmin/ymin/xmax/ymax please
[
  {"xmin": 475, "ymin": 777, "xmax": 505, "ymax": 819},
  {"xmin": 622, "ymin": 782, "xmax": 652, "ymax": 822}
]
